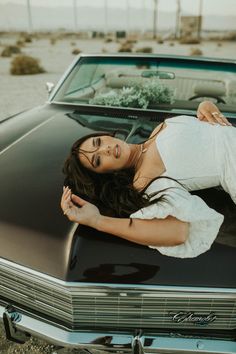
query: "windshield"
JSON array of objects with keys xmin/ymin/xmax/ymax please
[{"xmin": 53, "ymin": 56, "xmax": 236, "ymax": 113}]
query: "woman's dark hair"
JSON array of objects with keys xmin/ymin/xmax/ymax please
[{"xmin": 63, "ymin": 130, "xmax": 167, "ymax": 218}]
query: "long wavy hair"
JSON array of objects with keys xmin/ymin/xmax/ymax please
[{"xmin": 63, "ymin": 131, "xmax": 165, "ymax": 217}]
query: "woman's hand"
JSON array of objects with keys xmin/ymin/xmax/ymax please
[
  {"xmin": 61, "ymin": 186, "xmax": 101, "ymax": 229},
  {"xmin": 197, "ymin": 101, "xmax": 231, "ymax": 126}
]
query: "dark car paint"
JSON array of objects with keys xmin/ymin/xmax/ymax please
[{"xmin": 1, "ymin": 103, "xmax": 236, "ymax": 286}]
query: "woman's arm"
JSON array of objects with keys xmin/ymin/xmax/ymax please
[
  {"xmin": 96, "ymin": 214, "xmax": 188, "ymax": 246},
  {"xmin": 61, "ymin": 187, "xmax": 189, "ymax": 247},
  {"xmin": 196, "ymin": 101, "xmax": 231, "ymax": 125}
]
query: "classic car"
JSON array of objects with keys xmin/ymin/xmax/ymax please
[{"xmin": 0, "ymin": 54, "xmax": 236, "ymax": 354}]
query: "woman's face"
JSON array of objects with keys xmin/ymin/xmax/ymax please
[{"xmin": 78, "ymin": 135, "xmax": 131, "ymax": 173}]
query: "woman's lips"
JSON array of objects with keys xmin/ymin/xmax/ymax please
[{"xmin": 114, "ymin": 144, "xmax": 121, "ymax": 158}]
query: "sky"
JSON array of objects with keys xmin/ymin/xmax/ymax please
[{"xmin": 1, "ymin": 0, "xmax": 236, "ymax": 17}]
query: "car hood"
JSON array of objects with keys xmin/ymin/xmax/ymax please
[
  {"xmin": 0, "ymin": 104, "xmax": 87, "ymax": 280},
  {"xmin": 0, "ymin": 104, "xmax": 236, "ymax": 287}
]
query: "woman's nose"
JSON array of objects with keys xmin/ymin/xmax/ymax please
[{"xmin": 100, "ymin": 145, "xmax": 110, "ymax": 155}]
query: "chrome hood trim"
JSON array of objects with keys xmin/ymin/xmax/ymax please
[{"xmin": 0, "ymin": 258, "xmax": 235, "ymax": 332}]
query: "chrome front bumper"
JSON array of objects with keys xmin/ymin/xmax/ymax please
[{"xmin": 0, "ymin": 304, "xmax": 235, "ymax": 354}]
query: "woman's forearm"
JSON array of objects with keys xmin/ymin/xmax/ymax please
[{"xmin": 96, "ymin": 215, "xmax": 189, "ymax": 246}]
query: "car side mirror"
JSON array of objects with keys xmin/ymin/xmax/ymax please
[{"xmin": 46, "ymin": 82, "xmax": 55, "ymax": 95}]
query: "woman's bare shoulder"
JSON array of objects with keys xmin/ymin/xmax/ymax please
[{"xmin": 149, "ymin": 122, "xmax": 167, "ymax": 139}]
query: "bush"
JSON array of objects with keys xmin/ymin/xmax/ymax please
[
  {"xmin": 22, "ymin": 34, "xmax": 33, "ymax": 43},
  {"xmin": 72, "ymin": 48, "xmax": 81, "ymax": 55},
  {"xmin": 169, "ymin": 42, "xmax": 175, "ymax": 46},
  {"xmin": 190, "ymin": 47, "xmax": 203, "ymax": 56},
  {"xmin": 118, "ymin": 44, "xmax": 132, "ymax": 52},
  {"xmin": 224, "ymin": 31, "xmax": 236, "ymax": 40},
  {"xmin": 50, "ymin": 37, "xmax": 57, "ymax": 45},
  {"xmin": 135, "ymin": 46, "xmax": 153, "ymax": 53},
  {"xmin": 10, "ymin": 55, "xmax": 45, "ymax": 75},
  {"xmin": 105, "ymin": 37, "xmax": 113, "ymax": 43},
  {"xmin": 179, "ymin": 37, "xmax": 200, "ymax": 44},
  {"xmin": 1, "ymin": 45, "xmax": 21, "ymax": 57},
  {"xmin": 90, "ymin": 79, "xmax": 174, "ymax": 109},
  {"xmin": 16, "ymin": 39, "xmax": 25, "ymax": 47}
]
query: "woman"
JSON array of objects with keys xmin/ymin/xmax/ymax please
[{"xmin": 61, "ymin": 101, "xmax": 232, "ymax": 258}]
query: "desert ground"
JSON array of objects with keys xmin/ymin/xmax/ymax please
[{"xmin": 0, "ymin": 32, "xmax": 236, "ymax": 353}]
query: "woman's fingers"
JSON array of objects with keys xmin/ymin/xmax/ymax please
[
  {"xmin": 197, "ymin": 101, "xmax": 232, "ymax": 126},
  {"xmin": 197, "ymin": 112, "xmax": 204, "ymax": 120},
  {"xmin": 198, "ymin": 109, "xmax": 232, "ymax": 126},
  {"xmin": 211, "ymin": 112, "xmax": 232, "ymax": 126},
  {"xmin": 61, "ymin": 187, "xmax": 88, "ymax": 220},
  {"xmin": 61, "ymin": 186, "xmax": 73, "ymax": 212},
  {"xmin": 71, "ymin": 194, "xmax": 87, "ymax": 206}
]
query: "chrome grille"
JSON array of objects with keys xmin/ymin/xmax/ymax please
[{"xmin": 0, "ymin": 259, "xmax": 235, "ymax": 331}]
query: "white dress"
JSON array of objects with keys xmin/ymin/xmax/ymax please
[
  {"xmin": 156, "ymin": 115, "xmax": 236, "ymax": 203},
  {"xmin": 130, "ymin": 178, "xmax": 224, "ymax": 258}
]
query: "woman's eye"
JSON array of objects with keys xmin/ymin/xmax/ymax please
[
  {"xmin": 95, "ymin": 155, "xmax": 101, "ymax": 167},
  {"xmin": 96, "ymin": 137, "xmax": 101, "ymax": 146}
]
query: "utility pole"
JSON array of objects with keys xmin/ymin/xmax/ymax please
[
  {"xmin": 175, "ymin": 0, "xmax": 181, "ymax": 39},
  {"xmin": 104, "ymin": 0, "xmax": 108, "ymax": 37},
  {"xmin": 26, "ymin": 0, "xmax": 33, "ymax": 33},
  {"xmin": 126, "ymin": 0, "xmax": 130, "ymax": 37},
  {"xmin": 142, "ymin": 0, "xmax": 146, "ymax": 38},
  {"xmin": 73, "ymin": 0, "xmax": 78, "ymax": 32},
  {"xmin": 153, "ymin": 0, "xmax": 158, "ymax": 39},
  {"xmin": 197, "ymin": 0, "xmax": 203, "ymax": 40}
]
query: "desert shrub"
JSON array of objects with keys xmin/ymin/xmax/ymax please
[
  {"xmin": 90, "ymin": 79, "xmax": 174, "ymax": 109},
  {"xmin": 16, "ymin": 39, "xmax": 25, "ymax": 47},
  {"xmin": 169, "ymin": 42, "xmax": 175, "ymax": 46},
  {"xmin": 217, "ymin": 42, "xmax": 222, "ymax": 47},
  {"xmin": 72, "ymin": 48, "xmax": 81, "ymax": 55},
  {"xmin": 105, "ymin": 37, "xmax": 113, "ymax": 43},
  {"xmin": 1, "ymin": 45, "xmax": 21, "ymax": 57},
  {"xmin": 135, "ymin": 46, "xmax": 153, "ymax": 53},
  {"xmin": 50, "ymin": 37, "xmax": 57, "ymax": 45},
  {"xmin": 10, "ymin": 55, "xmax": 45, "ymax": 75},
  {"xmin": 179, "ymin": 37, "xmax": 200, "ymax": 44},
  {"xmin": 224, "ymin": 31, "xmax": 236, "ymax": 40},
  {"xmin": 157, "ymin": 39, "xmax": 164, "ymax": 44},
  {"xmin": 71, "ymin": 41, "xmax": 76, "ymax": 46},
  {"xmin": 126, "ymin": 38, "xmax": 137, "ymax": 44},
  {"xmin": 118, "ymin": 44, "xmax": 133, "ymax": 52},
  {"xmin": 21, "ymin": 34, "xmax": 33, "ymax": 43},
  {"xmin": 190, "ymin": 47, "xmax": 203, "ymax": 56}
]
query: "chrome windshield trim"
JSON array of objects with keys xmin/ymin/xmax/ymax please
[
  {"xmin": 0, "ymin": 257, "xmax": 235, "ymax": 296},
  {"xmin": 0, "ymin": 304, "xmax": 235, "ymax": 353}
]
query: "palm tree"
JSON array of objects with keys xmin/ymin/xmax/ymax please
[
  {"xmin": 26, "ymin": 0, "xmax": 33, "ymax": 33},
  {"xmin": 153, "ymin": 0, "xmax": 158, "ymax": 39}
]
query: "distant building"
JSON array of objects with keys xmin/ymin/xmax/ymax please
[{"xmin": 180, "ymin": 16, "xmax": 202, "ymax": 39}]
